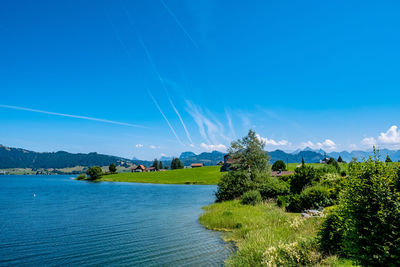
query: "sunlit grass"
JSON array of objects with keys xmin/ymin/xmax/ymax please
[
  {"xmin": 99, "ymin": 166, "xmax": 222, "ymax": 184},
  {"xmin": 199, "ymin": 201, "xmax": 354, "ymax": 266}
]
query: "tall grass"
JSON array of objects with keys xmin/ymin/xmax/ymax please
[{"xmin": 199, "ymin": 201, "xmax": 353, "ymax": 266}]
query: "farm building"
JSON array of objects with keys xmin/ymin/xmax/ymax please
[
  {"xmin": 132, "ymin": 165, "xmax": 146, "ymax": 172},
  {"xmin": 191, "ymin": 163, "xmax": 204, "ymax": 168}
]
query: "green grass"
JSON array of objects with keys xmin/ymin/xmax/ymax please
[
  {"xmin": 99, "ymin": 166, "xmax": 222, "ymax": 185},
  {"xmin": 286, "ymin": 162, "xmax": 348, "ymax": 172},
  {"xmin": 199, "ymin": 201, "xmax": 354, "ymax": 266}
]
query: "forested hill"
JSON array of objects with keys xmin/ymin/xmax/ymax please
[{"xmin": 0, "ymin": 145, "xmax": 130, "ymax": 169}]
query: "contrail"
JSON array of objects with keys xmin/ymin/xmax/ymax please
[
  {"xmin": 159, "ymin": 0, "xmax": 199, "ymax": 48},
  {"xmin": 122, "ymin": 5, "xmax": 193, "ymax": 144},
  {"xmin": 147, "ymin": 91, "xmax": 184, "ymax": 145},
  {"xmin": 168, "ymin": 97, "xmax": 193, "ymax": 144},
  {"xmin": 0, "ymin": 104, "xmax": 147, "ymax": 128}
]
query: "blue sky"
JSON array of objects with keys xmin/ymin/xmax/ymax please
[{"xmin": 1, "ymin": 0, "xmax": 400, "ymax": 159}]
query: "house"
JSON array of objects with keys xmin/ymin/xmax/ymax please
[
  {"xmin": 146, "ymin": 167, "xmax": 157, "ymax": 172},
  {"xmin": 132, "ymin": 165, "xmax": 146, "ymax": 172},
  {"xmin": 221, "ymin": 154, "xmax": 236, "ymax": 172},
  {"xmin": 191, "ymin": 163, "xmax": 204, "ymax": 168}
]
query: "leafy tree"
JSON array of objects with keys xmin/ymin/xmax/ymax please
[
  {"xmin": 337, "ymin": 155, "xmax": 343, "ymax": 163},
  {"xmin": 109, "ymin": 163, "xmax": 117, "ymax": 173},
  {"xmin": 152, "ymin": 158, "xmax": 159, "ymax": 170},
  {"xmin": 170, "ymin": 158, "xmax": 183, "ymax": 169},
  {"xmin": 386, "ymin": 155, "xmax": 392, "ymax": 162},
  {"xmin": 338, "ymin": 154, "xmax": 400, "ymax": 265},
  {"xmin": 228, "ymin": 129, "xmax": 270, "ymax": 177},
  {"xmin": 86, "ymin": 166, "xmax": 102, "ymax": 180},
  {"xmin": 158, "ymin": 161, "xmax": 163, "ymax": 170},
  {"xmin": 290, "ymin": 165, "xmax": 320, "ymax": 194},
  {"xmin": 271, "ymin": 160, "xmax": 286, "ymax": 171}
]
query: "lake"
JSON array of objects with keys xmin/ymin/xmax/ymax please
[{"xmin": 0, "ymin": 175, "xmax": 233, "ymax": 266}]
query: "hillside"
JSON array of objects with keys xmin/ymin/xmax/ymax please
[{"xmin": 0, "ymin": 145, "xmax": 130, "ymax": 169}]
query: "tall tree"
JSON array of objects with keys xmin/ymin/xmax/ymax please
[
  {"xmin": 301, "ymin": 157, "xmax": 305, "ymax": 166},
  {"xmin": 152, "ymin": 158, "xmax": 159, "ymax": 170},
  {"xmin": 337, "ymin": 155, "xmax": 343, "ymax": 163},
  {"xmin": 170, "ymin": 158, "xmax": 183, "ymax": 169},
  {"xmin": 385, "ymin": 155, "xmax": 392, "ymax": 163},
  {"xmin": 228, "ymin": 129, "xmax": 269, "ymax": 176},
  {"xmin": 158, "ymin": 161, "xmax": 163, "ymax": 170},
  {"xmin": 109, "ymin": 163, "xmax": 117, "ymax": 173}
]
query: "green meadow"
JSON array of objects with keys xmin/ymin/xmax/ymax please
[{"xmin": 99, "ymin": 166, "xmax": 222, "ymax": 185}]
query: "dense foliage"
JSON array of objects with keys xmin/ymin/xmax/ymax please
[
  {"xmin": 289, "ymin": 165, "xmax": 320, "ymax": 194},
  {"xmin": 109, "ymin": 163, "xmax": 117, "ymax": 173},
  {"xmin": 170, "ymin": 158, "xmax": 183, "ymax": 169},
  {"xmin": 240, "ymin": 190, "xmax": 262, "ymax": 205},
  {"xmin": 86, "ymin": 166, "xmax": 103, "ymax": 180},
  {"xmin": 216, "ymin": 171, "xmax": 257, "ymax": 202},
  {"xmin": 271, "ymin": 160, "xmax": 286, "ymax": 171}
]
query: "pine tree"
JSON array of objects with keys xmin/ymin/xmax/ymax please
[
  {"xmin": 301, "ymin": 157, "xmax": 305, "ymax": 166},
  {"xmin": 337, "ymin": 155, "xmax": 343, "ymax": 163},
  {"xmin": 385, "ymin": 155, "xmax": 392, "ymax": 163},
  {"xmin": 158, "ymin": 161, "xmax": 163, "ymax": 170},
  {"xmin": 152, "ymin": 158, "xmax": 159, "ymax": 170},
  {"xmin": 109, "ymin": 163, "xmax": 117, "ymax": 173}
]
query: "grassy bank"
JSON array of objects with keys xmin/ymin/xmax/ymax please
[
  {"xmin": 199, "ymin": 201, "xmax": 353, "ymax": 266},
  {"xmin": 99, "ymin": 166, "xmax": 222, "ymax": 185}
]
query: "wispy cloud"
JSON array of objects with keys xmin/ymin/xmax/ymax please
[
  {"xmin": 159, "ymin": 0, "xmax": 199, "ymax": 48},
  {"xmin": 0, "ymin": 104, "xmax": 147, "ymax": 128},
  {"xmin": 135, "ymin": 144, "xmax": 144, "ymax": 148},
  {"xmin": 186, "ymin": 101, "xmax": 229, "ymax": 145},
  {"xmin": 148, "ymin": 91, "xmax": 184, "ymax": 145}
]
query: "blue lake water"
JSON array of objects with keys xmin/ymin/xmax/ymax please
[{"xmin": 0, "ymin": 175, "xmax": 233, "ymax": 266}]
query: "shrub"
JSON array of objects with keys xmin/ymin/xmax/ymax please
[
  {"xmin": 339, "ymin": 156, "xmax": 400, "ymax": 266},
  {"xmin": 290, "ymin": 165, "xmax": 320, "ymax": 194},
  {"xmin": 286, "ymin": 185, "xmax": 334, "ymax": 212},
  {"xmin": 277, "ymin": 195, "xmax": 290, "ymax": 208},
  {"xmin": 271, "ymin": 160, "xmax": 286, "ymax": 171},
  {"xmin": 215, "ymin": 171, "xmax": 257, "ymax": 202},
  {"xmin": 76, "ymin": 174, "xmax": 86, "ymax": 180},
  {"xmin": 109, "ymin": 163, "xmax": 117, "ymax": 173},
  {"xmin": 86, "ymin": 166, "xmax": 103, "ymax": 180},
  {"xmin": 240, "ymin": 190, "xmax": 262, "ymax": 205},
  {"xmin": 257, "ymin": 177, "xmax": 289, "ymax": 200},
  {"xmin": 318, "ymin": 206, "xmax": 345, "ymax": 255}
]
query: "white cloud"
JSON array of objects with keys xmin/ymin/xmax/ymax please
[
  {"xmin": 362, "ymin": 137, "xmax": 376, "ymax": 146},
  {"xmin": 149, "ymin": 145, "xmax": 160, "ymax": 149},
  {"xmin": 378, "ymin": 125, "xmax": 400, "ymax": 145},
  {"xmin": 256, "ymin": 134, "xmax": 290, "ymax": 147},
  {"xmin": 135, "ymin": 144, "xmax": 144, "ymax": 148},
  {"xmin": 190, "ymin": 144, "xmax": 195, "ymax": 147},
  {"xmin": 200, "ymin": 143, "xmax": 227, "ymax": 152},
  {"xmin": 349, "ymin": 144, "xmax": 358, "ymax": 150},
  {"xmin": 300, "ymin": 139, "xmax": 337, "ymax": 151},
  {"xmin": 361, "ymin": 125, "xmax": 400, "ymax": 149}
]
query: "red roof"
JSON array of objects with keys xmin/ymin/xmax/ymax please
[{"xmin": 135, "ymin": 165, "xmax": 146, "ymax": 170}]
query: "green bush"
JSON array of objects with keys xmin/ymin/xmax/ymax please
[
  {"xmin": 286, "ymin": 185, "xmax": 334, "ymax": 212},
  {"xmin": 318, "ymin": 206, "xmax": 345, "ymax": 255},
  {"xmin": 86, "ymin": 166, "xmax": 103, "ymax": 180},
  {"xmin": 215, "ymin": 171, "xmax": 257, "ymax": 202},
  {"xmin": 76, "ymin": 174, "xmax": 86, "ymax": 180},
  {"xmin": 277, "ymin": 195, "xmax": 290, "ymax": 208},
  {"xmin": 257, "ymin": 177, "xmax": 289, "ymax": 200},
  {"xmin": 338, "ymin": 156, "xmax": 400, "ymax": 266},
  {"xmin": 240, "ymin": 190, "xmax": 262, "ymax": 205},
  {"xmin": 290, "ymin": 165, "xmax": 320, "ymax": 194},
  {"xmin": 271, "ymin": 160, "xmax": 286, "ymax": 171}
]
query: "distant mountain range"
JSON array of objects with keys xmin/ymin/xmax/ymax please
[{"xmin": 1, "ymin": 144, "xmax": 399, "ymax": 170}]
